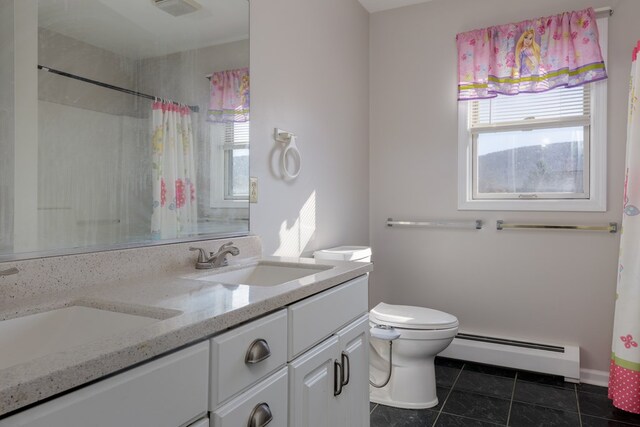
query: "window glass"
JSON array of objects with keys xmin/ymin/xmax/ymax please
[{"xmin": 475, "ymin": 127, "xmax": 586, "ymax": 197}]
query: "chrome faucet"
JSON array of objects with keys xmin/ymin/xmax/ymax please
[{"xmin": 189, "ymin": 242, "xmax": 240, "ymax": 269}]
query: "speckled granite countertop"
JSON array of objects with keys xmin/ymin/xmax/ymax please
[{"xmin": 0, "ymin": 256, "xmax": 372, "ymax": 417}]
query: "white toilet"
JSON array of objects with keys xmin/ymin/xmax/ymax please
[
  {"xmin": 369, "ymin": 303, "xmax": 458, "ymax": 409},
  {"xmin": 314, "ymin": 245, "xmax": 459, "ymax": 410}
]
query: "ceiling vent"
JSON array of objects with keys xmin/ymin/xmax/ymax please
[{"xmin": 154, "ymin": 0, "xmax": 202, "ymax": 17}]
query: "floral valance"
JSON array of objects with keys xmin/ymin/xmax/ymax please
[
  {"xmin": 456, "ymin": 7, "xmax": 607, "ymax": 101},
  {"xmin": 207, "ymin": 67, "xmax": 249, "ymax": 123}
]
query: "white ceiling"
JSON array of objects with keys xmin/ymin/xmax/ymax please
[
  {"xmin": 37, "ymin": 0, "xmax": 249, "ymax": 59},
  {"xmin": 358, "ymin": 0, "xmax": 433, "ymax": 13}
]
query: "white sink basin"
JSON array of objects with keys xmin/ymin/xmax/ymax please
[
  {"xmin": 196, "ymin": 262, "xmax": 333, "ymax": 286},
  {"xmin": 0, "ymin": 306, "xmax": 159, "ymax": 370}
]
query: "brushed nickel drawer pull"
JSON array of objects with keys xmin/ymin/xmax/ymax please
[
  {"xmin": 247, "ymin": 402, "xmax": 273, "ymax": 427},
  {"xmin": 245, "ymin": 339, "xmax": 271, "ymax": 364}
]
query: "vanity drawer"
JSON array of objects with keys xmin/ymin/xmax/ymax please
[
  {"xmin": 288, "ymin": 274, "xmax": 368, "ymax": 359},
  {"xmin": 211, "ymin": 367, "xmax": 288, "ymax": 427},
  {"xmin": 210, "ymin": 309, "xmax": 288, "ymax": 407},
  {"xmin": 0, "ymin": 341, "xmax": 209, "ymax": 427}
]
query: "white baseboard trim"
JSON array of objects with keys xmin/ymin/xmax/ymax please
[
  {"xmin": 439, "ymin": 336, "xmax": 580, "ymax": 382},
  {"xmin": 580, "ymin": 369, "xmax": 609, "ymax": 387}
]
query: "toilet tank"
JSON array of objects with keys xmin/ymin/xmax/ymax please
[{"xmin": 313, "ymin": 246, "xmax": 371, "ymax": 263}]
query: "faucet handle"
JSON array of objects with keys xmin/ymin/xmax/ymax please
[{"xmin": 189, "ymin": 247, "xmax": 208, "ymax": 263}]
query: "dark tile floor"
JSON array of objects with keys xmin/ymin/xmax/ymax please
[{"xmin": 370, "ymin": 357, "xmax": 640, "ymax": 427}]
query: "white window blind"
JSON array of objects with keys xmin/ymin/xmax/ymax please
[
  {"xmin": 470, "ymin": 85, "xmax": 590, "ymax": 130},
  {"xmin": 209, "ymin": 121, "xmax": 250, "ymax": 206},
  {"xmin": 223, "ymin": 121, "xmax": 249, "ymax": 200},
  {"xmin": 223, "ymin": 121, "xmax": 250, "ymax": 148}
]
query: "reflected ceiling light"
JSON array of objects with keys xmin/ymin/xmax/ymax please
[{"xmin": 154, "ymin": 0, "xmax": 202, "ymax": 17}]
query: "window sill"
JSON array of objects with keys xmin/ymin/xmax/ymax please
[
  {"xmin": 209, "ymin": 199, "xmax": 249, "ymax": 209},
  {"xmin": 458, "ymin": 198, "xmax": 606, "ymax": 212}
]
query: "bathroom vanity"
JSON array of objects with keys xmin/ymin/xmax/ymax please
[{"xmin": 0, "ymin": 242, "xmax": 372, "ymax": 427}]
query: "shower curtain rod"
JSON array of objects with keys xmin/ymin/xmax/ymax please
[{"xmin": 37, "ymin": 65, "xmax": 199, "ymax": 113}]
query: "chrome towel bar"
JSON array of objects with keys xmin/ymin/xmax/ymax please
[
  {"xmin": 387, "ymin": 218, "xmax": 482, "ymax": 230},
  {"xmin": 496, "ymin": 220, "xmax": 618, "ymax": 233}
]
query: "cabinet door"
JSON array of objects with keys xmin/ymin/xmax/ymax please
[
  {"xmin": 336, "ymin": 314, "xmax": 370, "ymax": 427},
  {"xmin": 288, "ymin": 336, "xmax": 340, "ymax": 427}
]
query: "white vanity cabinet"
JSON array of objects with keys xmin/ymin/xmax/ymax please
[
  {"xmin": 288, "ymin": 275, "xmax": 370, "ymax": 427},
  {"xmin": 210, "ymin": 274, "xmax": 370, "ymax": 427},
  {"xmin": 0, "ymin": 341, "xmax": 210, "ymax": 427},
  {"xmin": 0, "ymin": 273, "xmax": 370, "ymax": 427}
]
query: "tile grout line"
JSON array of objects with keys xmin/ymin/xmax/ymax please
[
  {"xmin": 437, "ymin": 411, "xmax": 506, "ymax": 426},
  {"xmin": 518, "ymin": 379, "xmax": 581, "ymax": 392},
  {"xmin": 574, "ymin": 384, "xmax": 583, "ymax": 427},
  {"xmin": 431, "ymin": 362, "xmax": 466, "ymax": 427},
  {"xmin": 505, "ymin": 371, "xmax": 518, "ymax": 426},
  {"xmin": 509, "ymin": 394, "xmax": 582, "ymax": 414}
]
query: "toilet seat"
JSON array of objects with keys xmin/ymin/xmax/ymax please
[{"xmin": 370, "ymin": 303, "xmax": 459, "ymax": 330}]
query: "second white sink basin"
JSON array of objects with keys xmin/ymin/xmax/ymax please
[
  {"xmin": 196, "ymin": 262, "xmax": 333, "ymax": 286},
  {"xmin": 0, "ymin": 306, "xmax": 159, "ymax": 371}
]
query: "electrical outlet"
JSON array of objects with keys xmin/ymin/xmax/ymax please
[{"xmin": 249, "ymin": 177, "xmax": 258, "ymax": 203}]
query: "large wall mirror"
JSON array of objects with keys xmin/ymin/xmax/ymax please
[{"xmin": 0, "ymin": 0, "xmax": 250, "ymax": 260}]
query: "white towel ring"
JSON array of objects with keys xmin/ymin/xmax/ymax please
[
  {"xmin": 281, "ymin": 135, "xmax": 301, "ymax": 179},
  {"xmin": 275, "ymin": 128, "xmax": 302, "ymax": 180}
]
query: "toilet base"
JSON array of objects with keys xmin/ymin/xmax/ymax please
[
  {"xmin": 369, "ymin": 352, "xmax": 440, "ymax": 409},
  {"xmin": 367, "ymin": 305, "xmax": 458, "ymax": 410},
  {"xmin": 370, "ymin": 394, "xmax": 439, "ymax": 410}
]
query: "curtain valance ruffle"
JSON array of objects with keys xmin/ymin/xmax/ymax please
[
  {"xmin": 456, "ymin": 7, "xmax": 607, "ymax": 101},
  {"xmin": 207, "ymin": 67, "xmax": 250, "ymax": 123}
]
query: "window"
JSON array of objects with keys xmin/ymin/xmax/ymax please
[
  {"xmin": 458, "ymin": 18, "xmax": 607, "ymax": 212},
  {"xmin": 210, "ymin": 121, "xmax": 249, "ymax": 207}
]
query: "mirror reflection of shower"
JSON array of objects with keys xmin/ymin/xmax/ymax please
[{"xmin": 0, "ymin": 0, "xmax": 249, "ymax": 257}]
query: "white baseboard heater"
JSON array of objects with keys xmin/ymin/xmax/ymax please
[{"xmin": 439, "ymin": 333, "xmax": 580, "ymax": 383}]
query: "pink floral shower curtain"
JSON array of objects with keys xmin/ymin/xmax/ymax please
[
  {"xmin": 456, "ymin": 7, "xmax": 607, "ymax": 100},
  {"xmin": 151, "ymin": 102, "xmax": 197, "ymax": 239},
  {"xmin": 609, "ymin": 42, "xmax": 640, "ymax": 415},
  {"xmin": 207, "ymin": 67, "xmax": 249, "ymax": 123}
]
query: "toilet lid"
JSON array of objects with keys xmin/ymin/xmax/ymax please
[{"xmin": 370, "ymin": 302, "xmax": 459, "ymax": 330}]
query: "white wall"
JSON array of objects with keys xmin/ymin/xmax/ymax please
[
  {"xmin": 369, "ymin": 0, "xmax": 640, "ymax": 372},
  {"xmin": 250, "ymin": 0, "xmax": 370, "ymax": 257}
]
